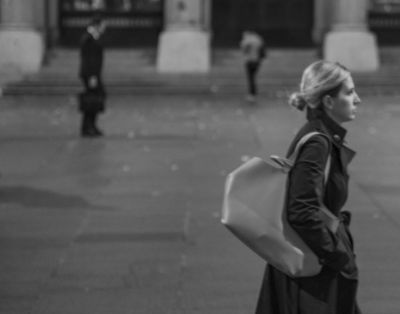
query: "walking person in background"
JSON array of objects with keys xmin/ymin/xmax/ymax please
[
  {"xmin": 240, "ymin": 30, "xmax": 266, "ymax": 103},
  {"xmin": 255, "ymin": 60, "xmax": 362, "ymax": 314},
  {"xmin": 78, "ymin": 15, "xmax": 106, "ymax": 137}
]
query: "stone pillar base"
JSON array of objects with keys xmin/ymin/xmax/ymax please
[
  {"xmin": 323, "ymin": 30, "xmax": 379, "ymax": 72},
  {"xmin": 156, "ymin": 29, "xmax": 210, "ymax": 73},
  {"xmin": 0, "ymin": 29, "xmax": 44, "ymax": 75}
]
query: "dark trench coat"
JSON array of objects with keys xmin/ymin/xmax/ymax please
[
  {"xmin": 79, "ymin": 31, "xmax": 105, "ymax": 94},
  {"xmin": 78, "ymin": 31, "xmax": 106, "ymax": 114},
  {"xmin": 79, "ymin": 31, "xmax": 103, "ymax": 81},
  {"xmin": 255, "ymin": 110, "xmax": 362, "ymax": 314}
]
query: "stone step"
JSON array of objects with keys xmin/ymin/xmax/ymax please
[
  {"xmin": 3, "ymin": 47, "xmax": 400, "ymax": 96},
  {"xmin": 3, "ymin": 74, "xmax": 400, "ymax": 97}
]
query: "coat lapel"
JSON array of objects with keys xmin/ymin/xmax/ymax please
[
  {"xmin": 314, "ymin": 114, "xmax": 357, "ymax": 174},
  {"xmin": 340, "ymin": 145, "xmax": 356, "ymax": 172}
]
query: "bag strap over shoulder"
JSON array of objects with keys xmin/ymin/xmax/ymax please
[
  {"xmin": 286, "ymin": 131, "xmax": 337, "ymax": 230},
  {"xmin": 290, "ymin": 132, "xmax": 332, "ymax": 184}
]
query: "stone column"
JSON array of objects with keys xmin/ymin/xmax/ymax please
[
  {"xmin": 313, "ymin": 0, "xmax": 333, "ymax": 45},
  {"xmin": 323, "ymin": 0, "xmax": 379, "ymax": 71},
  {"xmin": 156, "ymin": 0, "xmax": 211, "ymax": 73},
  {"xmin": 0, "ymin": 0, "xmax": 45, "ymax": 77}
]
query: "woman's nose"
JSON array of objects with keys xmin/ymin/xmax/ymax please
[{"xmin": 354, "ymin": 92, "xmax": 361, "ymax": 105}]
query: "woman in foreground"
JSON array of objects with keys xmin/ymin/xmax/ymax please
[{"xmin": 255, "ymin": 60, "xmax": 362, "ymax": 314}]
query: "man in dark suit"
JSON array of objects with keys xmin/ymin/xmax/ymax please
[{"xmin": 79, "ymin": 15, "xmax": 106, "ymax": 137}]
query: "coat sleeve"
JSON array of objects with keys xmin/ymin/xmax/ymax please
[
  {"xmin": 80, "ymin": 38, "xmax": 102, "ymax": 77},
  {"xmin": 286, "ymin": 135, "xmax": 350, "ymax": 272}
]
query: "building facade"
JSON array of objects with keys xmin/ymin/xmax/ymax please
[{"xmin": 0, "ymin": 0, "xmax": 399, "ymax": 74}]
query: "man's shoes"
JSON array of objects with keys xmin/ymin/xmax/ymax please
[
  {"xmin": 93, "ymin": 127, "xmax": 103, "ymax": 136},
  {"xmin": 81, "ymin": 128, "xmax": 102, "ymax": 138}
]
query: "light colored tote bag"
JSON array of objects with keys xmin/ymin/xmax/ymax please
[{"xmin": 221, "ymin": 132, "xmax": 339, "ymax": 277}]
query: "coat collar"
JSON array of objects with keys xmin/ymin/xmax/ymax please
[
  {"xmin": 319, "ymin": 111, "xmax": 347, "ymax": 146},
  {"xmin": 309, "ymin": 109, "xmax": 356, "ymax": 166}
]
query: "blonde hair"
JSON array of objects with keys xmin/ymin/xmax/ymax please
[{"xmin": 289, "ymin": 60, "xmax": 350, "ymax": 111}]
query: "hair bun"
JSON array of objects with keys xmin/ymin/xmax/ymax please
[{"xmin": 288, "ymin": 92, "xmax": 307, "ymax": 111}]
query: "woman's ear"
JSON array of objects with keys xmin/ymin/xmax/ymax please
[{"xmin": 322, "ymin": 95, "xmax": 334, "ymax": 111}]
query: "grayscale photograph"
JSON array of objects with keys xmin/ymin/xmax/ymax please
[{"xmin": 0, "ymin": 0, "xmax": 399, "ymax": 313}]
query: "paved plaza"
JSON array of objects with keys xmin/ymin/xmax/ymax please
[{"xmin": 0, "ymin": 93, "xmax": 399, "ymax": 314}]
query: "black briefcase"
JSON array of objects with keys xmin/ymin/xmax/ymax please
[{"xmin": 78, "ymin": 91, "xmax": 105, "ymax": 113}]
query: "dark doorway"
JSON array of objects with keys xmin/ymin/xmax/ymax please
[
  {"xmin": 368, "ymin": 1, "xmax": 400, "ymax": 45},
  {"xmin": 59, "ymin": 0, "xmax": 163, "ymax": 47},
  {"xmin": 212, "ymin": 0, "xmax": 314, "ymax": 47}
]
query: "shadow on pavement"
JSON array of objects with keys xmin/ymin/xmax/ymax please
[{"xmin": 0, "ymin": 185, "xmax": 108, "ymax": 211}]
